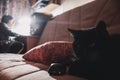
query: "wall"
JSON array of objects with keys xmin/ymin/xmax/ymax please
[
  {"xmin": 0, "ymin": 0, "xmax": 31, "ymax": 19},
  {"xmin": 38, "ymin": 0, "xmax": 120, "ymax": 44}
]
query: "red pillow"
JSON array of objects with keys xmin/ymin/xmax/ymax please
[{"xmin": 23, "ymin": 41, "xmax": 75, "ymax": 65}]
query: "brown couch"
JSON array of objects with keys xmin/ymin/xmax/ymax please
[
  {"xmin": 39, "ymin": 0, "xmax": 120, "ymax": 44},
  {"xmin": 0, "ymin": 54, "xmax": 87, "ymax": 80}
]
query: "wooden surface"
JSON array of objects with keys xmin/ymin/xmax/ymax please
[{"xmin": 26, "ymin": 36, "xmax": 39, "ymax": 51}]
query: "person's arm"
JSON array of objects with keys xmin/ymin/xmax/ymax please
[{"xmin": 0, "ymin": 23, "xmax": 19, "ymax": 36}]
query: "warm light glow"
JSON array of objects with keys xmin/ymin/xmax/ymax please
[
  {"xmin": 11, "ymin": 0, "xmax": 95, "ymax": 35},
  {"xmin": 11, "ymin": 16, "xmax": 31, "ymax": 36},
  {"xmin": 51, "ymin": 0, "xmax": 95, "ymax": 17}
]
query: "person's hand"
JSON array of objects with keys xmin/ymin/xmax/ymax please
[
  {"xmin": 14, "ymin": 35, "xmax": 26, "ymax": 41},
  {"xmin": 9, "ymin": 36, "xmax": 16, "ymax": 41}
]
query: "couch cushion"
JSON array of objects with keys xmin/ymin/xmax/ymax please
[{"xmin": 0, "ymin": 54, "xmax": 87, "ymax": 80}]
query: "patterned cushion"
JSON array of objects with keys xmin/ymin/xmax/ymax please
[{"xmin": 23, "ymin": 41, "xmax": 75, "ymax": 65}]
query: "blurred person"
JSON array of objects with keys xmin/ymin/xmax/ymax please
[{"xmin": 0, "ymin": 15, "xmax": 24, "ymax": 54}]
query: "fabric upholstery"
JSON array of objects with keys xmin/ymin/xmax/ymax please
[
  {"xmin": 23, "ymin": 41, "xmax": 75, "ymax": 65},
  {"xmin": 0, "ymin": 53, "xmax": 87, "ymax": 80},
  {"xmin": 39, "ymin": 0, "xmax": 120, "ymax": 44}
]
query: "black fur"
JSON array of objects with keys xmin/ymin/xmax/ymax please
[{"xmin": 68, "ymin": 21, "xmax": 120, "ymax": 80}]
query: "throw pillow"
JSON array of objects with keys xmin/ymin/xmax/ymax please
[{"xmin": 23, "ymin": 41, "xmax": 75, "ymax": 65}]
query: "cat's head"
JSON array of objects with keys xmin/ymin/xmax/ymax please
[{"xmin": 68, "ymin": 21, "xmax": 109, "ymax": 58}]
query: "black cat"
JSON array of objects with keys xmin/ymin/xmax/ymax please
[{"xmin": 68, "ymin": 21, "xmax": 120, "ymax": 80}]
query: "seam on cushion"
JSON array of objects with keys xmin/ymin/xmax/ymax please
[
  {"xmin": 54, "ymin": 23, "xmax": 57, "ymax": 41},
  {"xmin": 14, "ymin": 70, "xmax": 41, "ymax": 80},
  {"xmin": 95, "ymin": 0, "xmax": 109, "ymax": 23},
  {"xmin": 68, "ymin": 9, "xmax": 71, "ymax": 41},
  {"xmin": 0, "ymin": 64, "xmax": 26, "ymax": 72},
  {"xmin": 0, "ymin": 65, "xmax": 42, "ymax": 80}
]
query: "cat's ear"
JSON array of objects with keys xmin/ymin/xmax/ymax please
[
  {"xmin": 68, "ymin": 28, "xmax": 76, "ymax": 34},
  {"xmin": 68, "ymin": 28, "xmax": 78, "ymax": 37},
  {"xmin": 96, "ymin": 20, "xmax": 109, "ymax": 38},
  {"xmin": 96, "ymin": 20, "xmax": 107, "ymax": 30}
]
